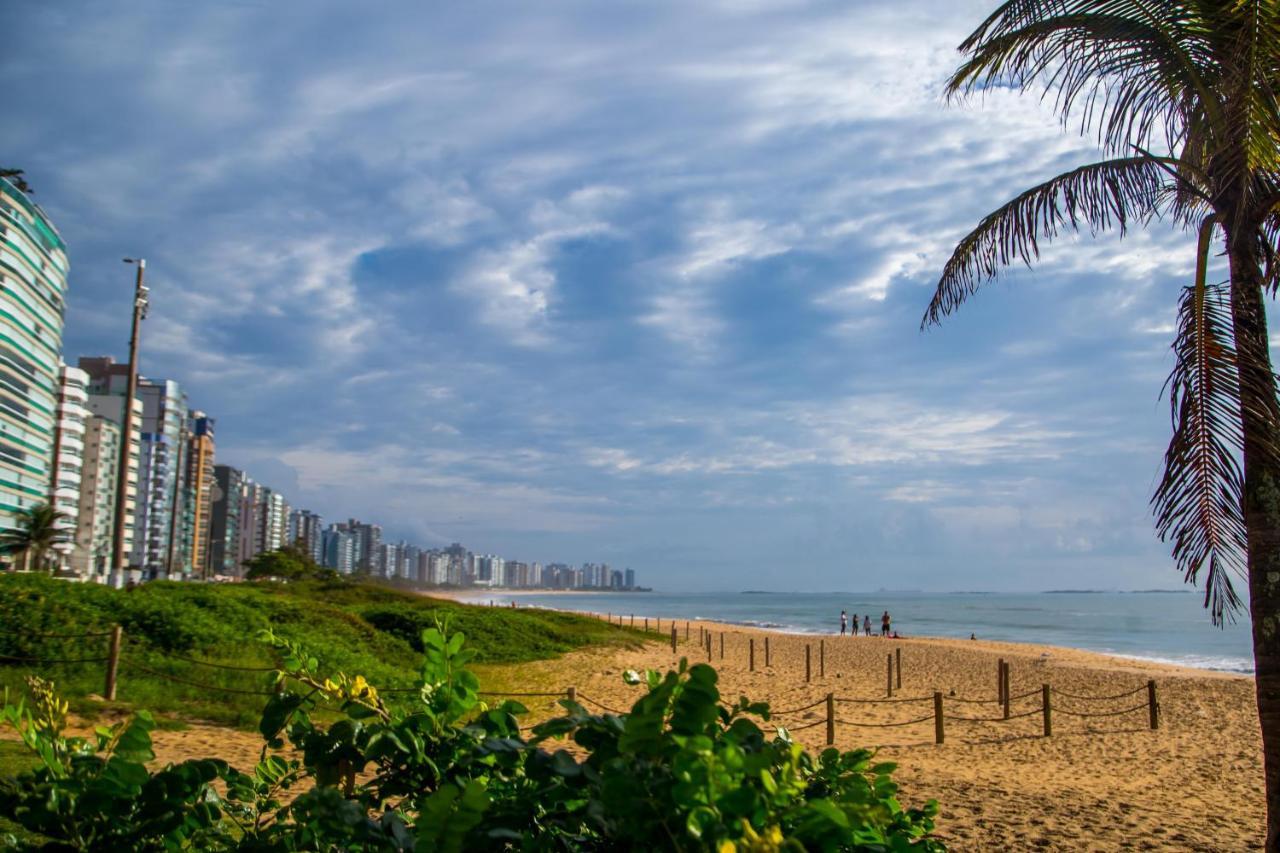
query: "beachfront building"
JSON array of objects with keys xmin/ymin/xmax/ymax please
[
  {"xmin": 253, "ymin": 487, "xmax": 289, "ymax": 556},
  {"xmin": 321, "ymin": 523, "xmax": 355, "ymax": 574},
  {"xmin": 343, "ymin": 519, "xmax": 381, "ymax": 574},
  {"xmin": 134, "ymin": 378, "xmax": 189, "ymax": 578},
  {"xmin": 48, "ymin": 363, "xmax": 88, "ymax": 569},
  {"xmin": 0, "ymin": 175, "xmax": 70, "ymax": 542},
  {"xmin": 81, "ymin": 367, "xmax": 142, "ymax": 584},
  {"xmin": 71, "ymin": 415, "xmax": 129, "ymax": 580},
  {"xmin": 288, "ymin": 509, "xmax": 323, "ymax": 563},
  {"xmin": 179, "ymin": 413, "xmax": 216, "ymax": 578},
  {"xmin": 208, "ymin": 464, "xmax": 248, "ymax": 576}
]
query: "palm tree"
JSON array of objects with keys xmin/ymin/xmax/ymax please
[
  {"xmin": 925, "ymin": 0, "xmax": 1280, "ymax": 842},
  {"xmin": 0, "ymin": 504, "xmax": 71, "ymax": 573},
  {"xmin": 0, "ymin": 168, "xmax": 33, "ymax": 195}
]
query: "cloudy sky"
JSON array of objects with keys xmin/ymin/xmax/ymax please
[{"xmin": 4, "ymin": 0, "xmax": 1253, "ymax": 593}]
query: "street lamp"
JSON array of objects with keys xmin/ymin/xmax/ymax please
[{"xmin": 111, "ymin": 258, "xmax": 147, "ymax": 585}]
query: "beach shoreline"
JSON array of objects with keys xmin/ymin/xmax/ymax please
[{"xmin": 422, "ymin": 588, "xmax": 1251, "ymax": 680}]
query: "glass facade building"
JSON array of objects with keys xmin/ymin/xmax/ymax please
[{"xmin": 0, "ymin": 176, "xmax": 69, "ymax": 535}]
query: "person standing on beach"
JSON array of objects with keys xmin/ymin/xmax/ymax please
[
  {"xmin": 863, "ymin": 614, "xmax": 871, "ymax": 636},
  {"xmin": 881, "ymin": 611, "xmax": 891, "ymax": 637},
  {"xmin": 840, "ymin": 610, "xmax": 847, "ymax": 635},
  {"xmin": 851, "ymin": 613, "xmax": 858, "ymax": 637}
]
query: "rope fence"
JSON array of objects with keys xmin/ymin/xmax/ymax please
[{"xmin": 0, "ymin": 622, "xmax": 1162, "ymax": 746}]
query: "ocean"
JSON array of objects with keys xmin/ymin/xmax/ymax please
[{"xmin": 466, "ymin": 590, "xmax": 1256, "ymax": 674}]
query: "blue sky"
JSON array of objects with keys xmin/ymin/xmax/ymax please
[{"xmin": 4, "ymin": 0, "xmax": 1257, "ymax": 593}]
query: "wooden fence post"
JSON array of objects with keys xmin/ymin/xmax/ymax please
[
  {"xmin": 644, "ymin": 617, "xmax": 649, "ymax": 632},
  {"xmin": 934, "ymin": 692, "xmax": 944, "ymax": 744},
  {"xmin": 765, "ymin": 636, "xmax": 771, "ymax": 667},
  {"xmin": 1148, "ymin": 680, "xmax": 1159, "ymax": 730},
  {"xmin": 630, "ymin": 614, "xmax": 634, "ymax": 627},
  {"xmin": 820, "ymin": 639, "xmax": 825, "ymax": 677},
  {"xmin": 1002, "ymin": 662, "xmax": 1011, "ymax": 720},
  {"xmin": 1042, "ymin": 684, "xmax": 1052, "ymax": 737},
  {"xmin": 805, "ymin": 645, "xmax": 812, "ymax": 683},
  {"xmin": 671, "ymin": 625, "xmax": 677, "ymax": 654},
  {"xmin": 685, "ymin": 621, "xmax": 689, "ymax": 641},
  {"xmin": 105, "ymin": 625, "xmax": 122, "ymax": 701},
  {"xmin": 707, "ymin": 634, "xmax": 712, "ymax": 661},
  {"xmin": 719, "ymin": 633, "xmax": 724, "ymax": 660},
  {"xmin": 997, "ymin": 658, "xmax": 1005, "ymax": 704},
  {"xmin": 749, "ymin": 638, "xmax": 755, "ymax": 672},
  {"xmin": 826, "ymin": 693, "xmax": 835, "ymax": 745},
  {"xmin": 895, "ymin": 647, "xmax": 902, "ymax": 689},
  {"xmin": 886, "ymin": 654, "xmax": 894, "ymax": 698},
  {"xmin": 568, "ymin": 686, "xmax": 577, "ymax": 704}
]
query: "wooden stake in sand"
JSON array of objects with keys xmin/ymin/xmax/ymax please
[
  {"xmin": 895, "ymin": 647, "xmax": 902, "ymax": 689},
  {"xmin": 644, "ymin": 617, "xmax": 649, "ymax": 632},
  {"xmin": 707, "ymin": 633, "xmax": 712, "ymax": 661},
  {"xmin": 1042, "ymin": 684, "xmax": 1052, "ymax": 737},
  {"xmin": 749, "ymin": 639, "xmax": 755, "ymax": 672},
  {"xmin": 820, "ymin": 639, "xmax": 825, "ymax": 677},
  {"xmin": 886, "ymin": 654, "xmax": 894, "ymax": 698},
  {"xmin": 685, "ymin": 621, "xmax": 689, "ymax": 641},
  {"xmin": 765, "ymin": 636, "xmax": 771, "ymax": 667},
  {"xmin": 997, "ymin": 658, "xmax": 1005, "ymax": 704},
  {"xmin": 719, "ymin": 633, "xmax": 724, "ymax": 660},
  {"xmin": 568, "ymin": 686, "xmax": 577, "ymax": 704},
  {"xmin": 105, "ymin": 625, "xmax": 122, "ymax": 701},
  {"xmin": 1002, "ymin": 662, "xmax": 1011, "ymax": 720},
  {"xmin": 806, "ymin": 645, "xmax": 812, "ymax": 683},
  {"xmin": 826, "ymin": 693, "xmax": 835, "ymax": 746},
  {"xmin": 671, "ymin": 625, "xmax": 677, "ymax": 654},
  {"xmin": 1148, "ymin": 680, "xmax": 1159, "ymax": 730},
  {"xmin": 934, "ymin": 692, "xmax": 944, "ymax": 744}
]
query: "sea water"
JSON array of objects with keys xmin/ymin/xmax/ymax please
[{"xmin": 470, "ymin": 590, "xmax": 1255, "ymax": 674}]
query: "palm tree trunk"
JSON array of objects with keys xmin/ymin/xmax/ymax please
[{"xmin": 1228, "ymin": 235, "xmax": 1280, "ymax": 848}]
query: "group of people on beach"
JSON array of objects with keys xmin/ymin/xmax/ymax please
[{"xmin": 838, "ymin": 610, "xmax": 897, "ymax": 638}]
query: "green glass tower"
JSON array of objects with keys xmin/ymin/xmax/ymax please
[{"xmin": 0, "ymin": 175, "xmax": 69, "ymax": 536}]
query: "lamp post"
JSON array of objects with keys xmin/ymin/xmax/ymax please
[{"xmin": 111, "ymin": 259, "xmax": 148, "ymax": 584}]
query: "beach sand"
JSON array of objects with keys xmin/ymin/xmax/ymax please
[
  {"xmin": 477, "ymin": 617, "xmax": 1264, "ymax": 851},
  {"xmin": 11, "ymin": 616, "xmax": 1261, "ymax": 850}
]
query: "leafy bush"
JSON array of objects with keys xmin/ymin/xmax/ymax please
[{"xmin": 0, "ymin": 626, "xmax": 944, "ymax": 851}]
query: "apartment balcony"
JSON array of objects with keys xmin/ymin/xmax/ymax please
[{"xmin": 60, "ymin": 385, "xmax": 88, "ymax": 404}]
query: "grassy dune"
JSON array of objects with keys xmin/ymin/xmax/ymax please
[{"xmin": 0, "ymin": 574, "xmax": 646, "ymax": 728}]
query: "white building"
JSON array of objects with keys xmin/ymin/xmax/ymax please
[{"xmin": 48, "ymin": 363, "xmax": 88, "ymax": 569}]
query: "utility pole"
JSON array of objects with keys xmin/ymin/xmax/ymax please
[{"xmin": 111, "ymin": 259, "xmax": 147, "ymax": 583}]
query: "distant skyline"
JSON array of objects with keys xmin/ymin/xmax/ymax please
[{"xmin": 5, "ymin": 0, "xmax": 1269, "ymax": 595}]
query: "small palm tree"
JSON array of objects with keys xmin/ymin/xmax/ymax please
[
  {"xmin": 926, "ymin": 0, "xmax": 1279, "ymax": 842},
  {"xmin": 0, "ymin": 505, "xmax": 71, "ymax": 573},
  {"xmin": 0, "ymin": 168, "xmax": 33, "ymax": 195}
]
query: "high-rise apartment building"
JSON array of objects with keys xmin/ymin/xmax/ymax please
[
  {"xmin": 49, "ymin": 363, "xmax": 88, "ymax": 569},
  {"xmin": 0, "ymin": 176, "xmax": 70, "ymax": 539},
  {"xmin": 80, "ymin": 364, "xmax": 142, "ymax": 584},
  {"xmin": 134, "ymin": 378, "xmax": 188, "ymax": 578},
  {"xmin": 208, "ymin": 464, "xmax": 248, "ymax": 576},
  {"xmin": 288, "ymin": 509, "xmax": 323, "ymax": 563},
  {"xmin": 342, "ymin": 519, "xmax": 381, "ymax": 574},
  {"xmin": 72, "ymin": 415, "xmax": 127, "ymax": 580},
  {"xmin": 322, "ymin": 523, "xmax": 355, "ymax": 574},
  {"xmin": 180, "ymin": 413, "xmax": 215, "ymax": 578},
  {"xmin": 254, "ymin": 488, "xmax": 289, "ymax": 555}
]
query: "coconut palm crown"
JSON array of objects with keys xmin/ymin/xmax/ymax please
[
  {"xmin": 0, "ymin": 504, "xmax": 71, "ymax": 573},
  {"xmin": 924, "ymin": 0, "xmax": 1280, "ymax": 844}
]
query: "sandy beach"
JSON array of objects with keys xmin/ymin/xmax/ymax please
[
  {"xmin": 14, "ymin": 612, "xmax": 1261, "ymax": 850},
  {"xmin": 472, "ymin": 616, "xmax": 1263, "ymax": 851}
]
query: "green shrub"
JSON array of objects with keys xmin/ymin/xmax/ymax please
[{"xmin": 0, "ymin": 627, "xmax": 945, "ymax": 851}]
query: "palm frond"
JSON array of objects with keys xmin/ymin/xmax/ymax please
[
  {"xmin": 948, "ymin": 1, "xmax": 1221, "ymax": 155},
  {"xmin": 1152, "ymin": 222, "xmax": 1245, "ymax": 625},
  {"xmin": 923, "ymin": 156, "xmax": 1165, "ymax": 327}
]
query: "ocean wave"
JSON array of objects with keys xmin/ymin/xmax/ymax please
[{"xmin": 1117, "ymin": 652, "xmax": 1254, "ymax": 674}]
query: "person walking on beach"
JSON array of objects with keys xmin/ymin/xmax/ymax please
[
  {"xmin": 881, "ymin": 611, "xmax": 891, "ymax": 638},
  {"xmin": 840, "ymin": 610, "xmax": 847, "ymax": 636},
  {"xmin": 863, "ymin": 614, "xmax": 871, "ymax": 636}
]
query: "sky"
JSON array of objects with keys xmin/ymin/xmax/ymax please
[{"xmin": 3, "ymin": 0, "xmax": 1262, "ymax": 595}]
